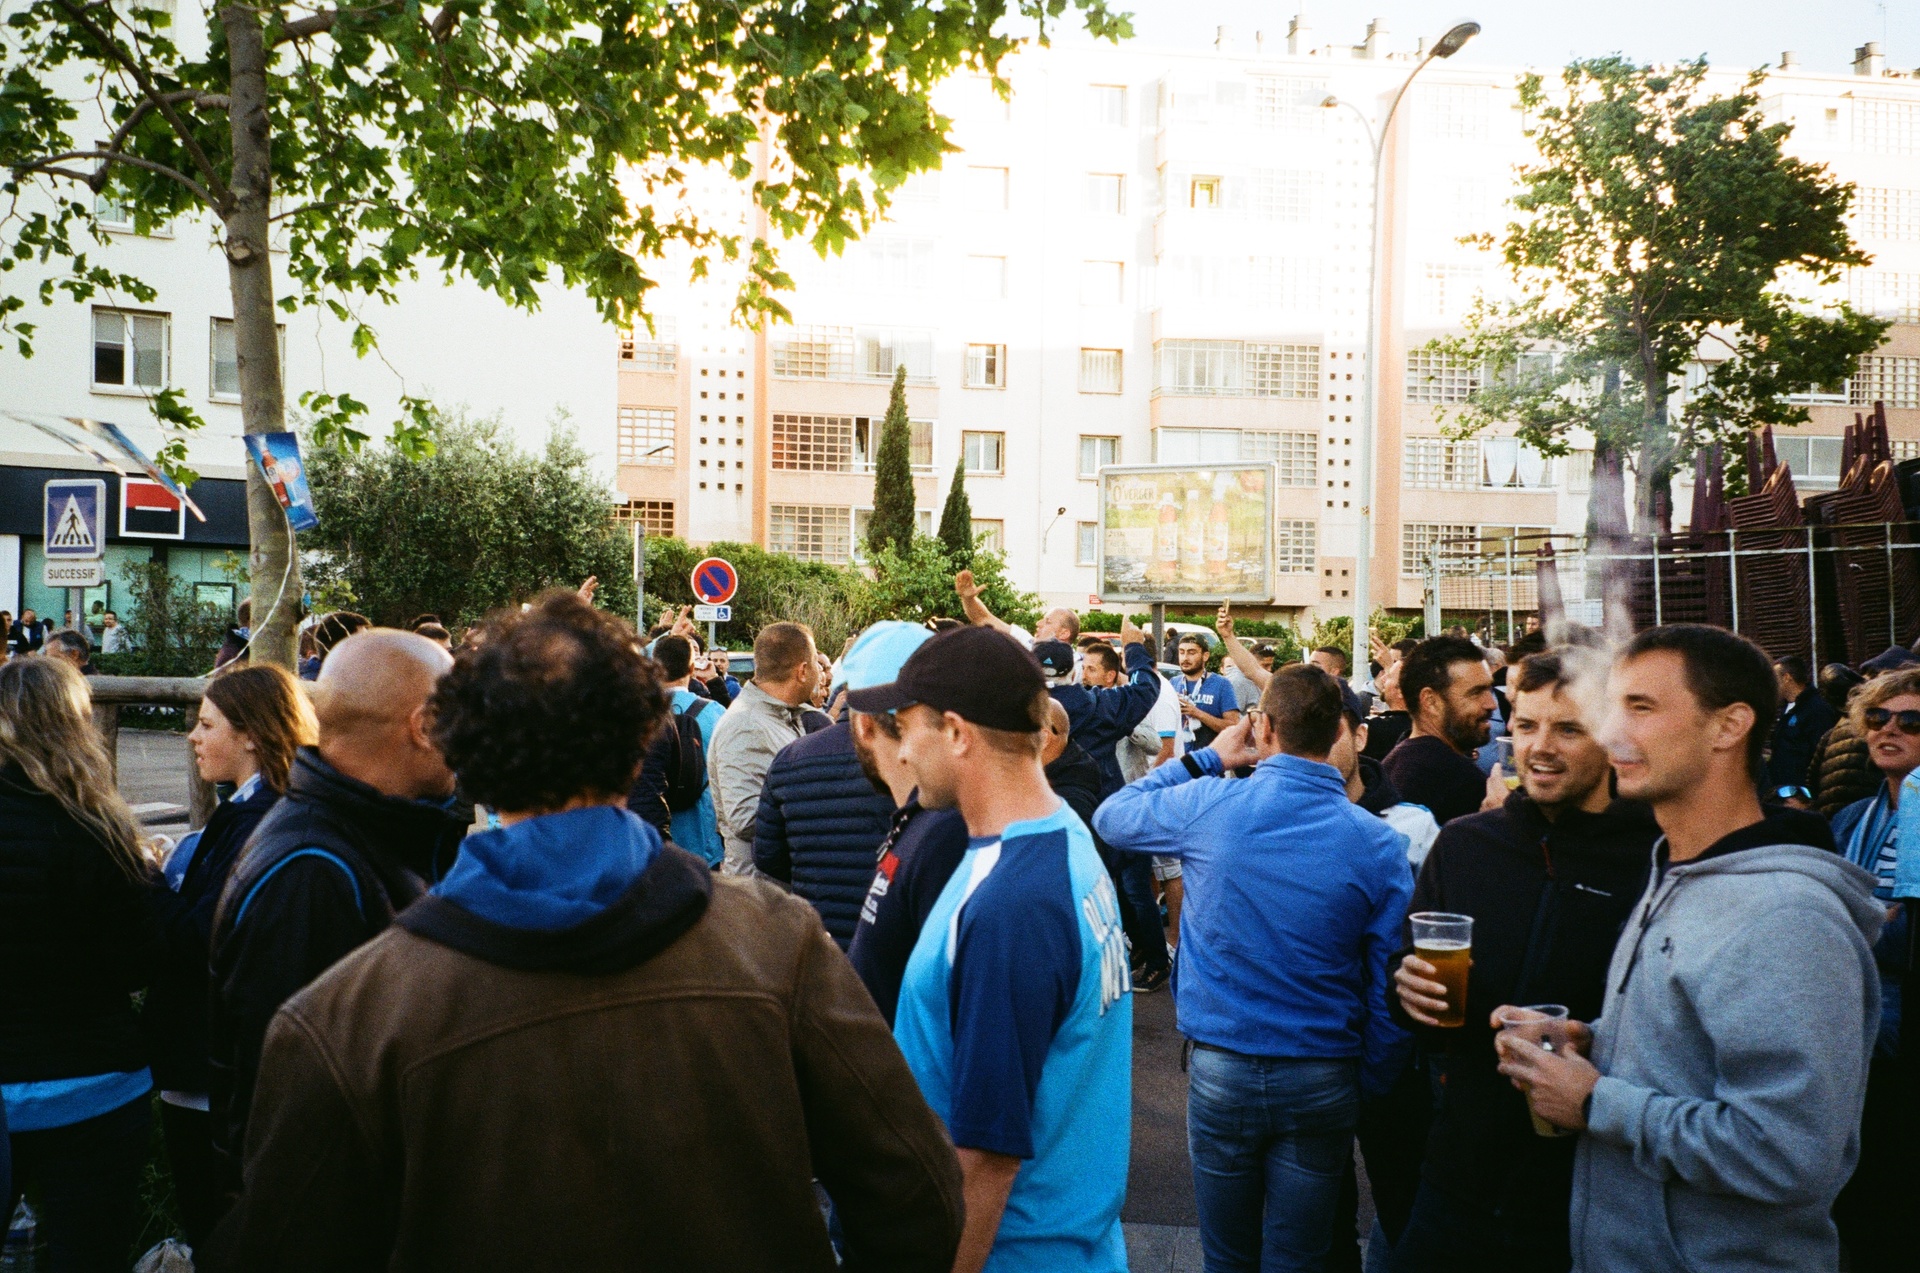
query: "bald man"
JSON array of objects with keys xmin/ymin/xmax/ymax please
[
  {"xmin": 1041, "ymin": 697, "xmax": 1104, "ymax": 831},
  {"xmin": 206, "ymin": 629, "xmax": 471, "ymax": 1206}
]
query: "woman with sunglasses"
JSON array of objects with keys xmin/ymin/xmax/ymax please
[{"xmin": 1829, "ymin": 666, "xmax": 1920, "ymax": 1271}]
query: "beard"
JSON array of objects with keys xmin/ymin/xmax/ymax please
[
  {"xmin": 1444, "ymin": 711, "xmax": 1490, "ymax": 756},
  {"xmin": 851, "ymin": 732, "xmax": 891, "ymax": 797}
]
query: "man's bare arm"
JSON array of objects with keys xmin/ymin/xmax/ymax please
[
  {"xmin": 953, "ymin": 570, "xmax": 1013, "ymax": 635},
  {"xmin": 1215, "ymin": 603, "xmax": 1269, "ymax": 690}
]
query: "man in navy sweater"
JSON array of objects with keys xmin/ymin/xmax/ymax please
[{"xmin": 1098, "ymin": 664, "xmax": 1412, "ymax": 1272}]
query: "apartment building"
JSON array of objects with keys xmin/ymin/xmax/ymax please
[{"xmin": 618, "ymin": 21, "xmax": 1920, "ymax": 618}]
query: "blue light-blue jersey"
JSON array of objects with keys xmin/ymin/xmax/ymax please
[
  {"xmin": 669, "ymin": 688, "xmax": 724, "ymax": 867},
  {"xmin": 894, "ymin": 801, "xmax": 1132, "ymax": 1273}
]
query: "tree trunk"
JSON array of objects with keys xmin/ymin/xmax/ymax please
[
  {"xmin": 1587, "ymin": 365, "xmax": 1636, "ymax": 641},
  {"xmin": 1634, "ymin": 389, "xmax": 1675, "ymax": 536},
  {"xmin": 220, "ymin": 3, "xmax": 301, "ymax": 669}
]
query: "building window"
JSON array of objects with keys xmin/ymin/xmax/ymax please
[
  {"xmin": 1086, "ymin": 173, "xmax": 1126, "ymax": 215},
  {"xmin": 1772, "ymin": 435, "xmax": 1845, "ymax": 490},
  {"xmin": 1854, "ymin": 188, "xmax": 1920, "ymax": 241},
  {"xmin": 971, "ymin": 519, "xmax": 1006, "ymax": 553},
  {"xmin": 1420, "ymin": 263, "xmax": 1484, "ymax": 318},
  {"xmin": 1566, "ymin": 449, "xmax": 1594, "ymax": 493},
  {"xmin": 966, "ymin": 166, "xmax": 1010, "ymax": 211},
  {"xmin": 1894, "ymin": 440, "xmax": 1920, "ymax": 462},
  {"xmin": 853, "ymin": 416, "xmax": 935, "ymax": 473},
  {"xmin": 1852, "ymin": 356, "xmax": 1920, "ymax": 409},
  {"xmin": 1406, "ymin": 351, "xmax": 1482, "ymax": 404},
  {"xmin": 852, "ymin": 508, "xmax": 934, "ymax": 561},
  {"xmin": 896, "ymin": 170, "xmax": 942, "ymax": 204},
  {"xmin": 1080, "ymin": 260, "xmax": 1124, "ymax": 306},
  {"xmin": 1252, "ymin": 169, "xmax": 1318, "ymax": 223},
  {"xmin": 965, "ymin": 255, "xmax": 1008, "ymax": 301},
  {"xmin": 95, "ymin": 190, "xmax": 132, "ymax": 229},
  {"xmin": 1089, "ymin": 84, "xmax": 1127, "ymax": 127},
  {"xmin": 964, "ymin": 343, "xmax": 1006, "ymax": 389},
  {"xmin": 1854, "ymin": 100, "xmax": 1920, "ymax": 156},
  {"xmin": 611, "ymin": 499, "xmax": 675, "ymax": 536},
  {"xmin": 1155, "ymin": 340, "xmax": 1320, "ymax": 398},
  {"xmin": 771, "ymin": 413, "xmax": 855, "ymax": 471},
  {"xmin": 1190, "ymin": 176, "xmax": 1222, "ymax": 208},
  {"xmin": 1275, "ymin": 520, "xmax": 1317, "ymax": 573},
  {"xmin": 1079, "ymin": 348, "xmax": 1123, "ymax": 394},
  {"xmin": 855, "ymin": 327, "xmax": 935, "ymax": 382},
  {"xmin": 618, "ymin": 406, "xmax": 676, "ymax": 465},
  {"xmin": 618, "ymin": 336, "xmax": 677, "ymax": 371},
  {"xmin": 1421, "ymin": 83, "xmax": 1492, "ymax": 141},
  {"xmin": 1850, "ymin": 271, "xmax": 1920, "ymax": 322},
  {"xmin": 92, "ymin": 309, "xmax": 168, "ymax": 389},
  {"xmin": 1244, "ymin": 343, "xmax": 1320, "ymax": 398},
  {"xmin": 1251, "ymin": 77, "xmax": 1326, "ymax": 131},
  {"xmin": 1239, "ymin": 431, "xmax": 1318, "ymax": 485},
  {"xmin": 770, "ymin": 504, "xmax": 852, "ymax": 564},
  {"xmin": 1404, "ymin": 437, "xmax": 1480, "ymax": 488},
  {"xmin": 1078, "ymin": 435, "xmax": 1120, "ymax": 477},
  {"xmin": 962, "ymin": 431, "xmax": 1005, "ymax": 474},
  {"xmin": 853, "ymin": 236, "xmax": 936, "ymax": 290},
  {"xmin": 1077, "ymin": 521, "xmax": 1099, "ymax": 565},
  {"xmin": 771, "ymin": 325, "xmax": 853, "ymax": 378},
  {"xmin": 209, "ymin": 318, "xmax": 284, "ymax": 401},
  {"xmin": 1402, "ymin": 522, "xmax": 1478, "ymax": 577}
]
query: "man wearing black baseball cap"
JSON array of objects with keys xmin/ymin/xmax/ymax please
[{"xmin": 849, "ymin": 625, "xmax": 1133, "ymax": 1273}]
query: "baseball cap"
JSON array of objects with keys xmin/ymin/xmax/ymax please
[
  {"xmin": 836, "ymin": 621, "xmax": 933, "ymax": 699},
  {"xmin": 1033, "ymin": 639, "xmax": 1076, "ymax": 680},
  {"xmin": 844, "ymin": 625, "xmax": 1047, "ymax": 732}
]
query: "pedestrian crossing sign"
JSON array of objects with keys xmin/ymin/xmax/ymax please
[{"xmin": 44, "ymin": 479, "xmax": 106, "ymax": 559}]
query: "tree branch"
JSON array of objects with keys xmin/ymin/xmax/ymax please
[
  {"xmin": 13, "ymin": 149, "xmax": 218, "ymax": 209},
  {"xmin": 105, "ymin": 89, "xmax": 230, "ymax": 159},
  {"xmin": 276, "ymin": 10, "xmax": 339, "ymax": 43}
]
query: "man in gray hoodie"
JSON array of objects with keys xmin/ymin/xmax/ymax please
[{"xmin": 1496, "ymin": 623, "xmax": 1882, "ymax": 1273}]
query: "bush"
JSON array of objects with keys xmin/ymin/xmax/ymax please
[
  {"xmin": 860, "ymin": 537, "xmax": 1038, "ymax": 633},
  {"xmin": 637, "ymin": 537, "xmax": 863, "ymax": 650}
]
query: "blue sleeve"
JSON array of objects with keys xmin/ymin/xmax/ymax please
[
  {"xmin": 1208, "ymin": 675, "xmax": 1241, "ymax": 715},
  {"xmin": 1073, "ymin": 643, "xmax": 1163, "ymax": 752},
  {"xmin": 1360, "ymin": 832, "xmax": 1416, "ymax": 1096},
  {"xmin": 1091, "ymin": 750, "xmax": 1225, "ymax": 858},
  {"xmin": 751, "ymin": 757, "xmax": 793, "ymax": 882},
  {"xmin": 945, "ymin": 873, "xmax": 1081, "ymax": 1158}
]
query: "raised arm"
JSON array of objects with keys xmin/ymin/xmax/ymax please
[
  {"xmin": 1216, "ymin": 603, "xmax": 1269, "ymax": 690},
  {"xmin": 953, "ymin": 570, "xmax": 1014, "ymax": 636}
]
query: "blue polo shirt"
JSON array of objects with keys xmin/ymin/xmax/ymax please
[
  {"xmin": 1175, "ymin": 671, "xmax": 1239, "ymax": 748},
  {"xmin": 894, "ymin": 802, "xmax": 1132, "ymax": 1272}
]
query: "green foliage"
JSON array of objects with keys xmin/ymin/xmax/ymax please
[
  {"xmin": 937, "ymin": 452, "xmax": 974, "ymax": 567},
  {"xmin": 863, "ymin": 536, "xmax": 1039, "ymax": 631},
  {"xmin": 639, "ymin": 536, "xmax": 865, "ymax": 652},
  {"xmin": 116, "ymin": 558, "xmax": 228, "ymax": 674},
  {"xmin": 1427, "ymin": 57, "xmax": 1887, "ymax": 529},
  {"xmin": 1307, "ymin": 612, "xmax": 1422, "ymax": 658},
  {"xmin": 867, "ymin": 365, "xmax": 917, "ymax": 560},
  {"xmin": 301, "ymin": 411, "xmax": 635, "ymax": 628},
  {"xmin": 0, "ymin": 0, "xmax": 1130, "ymax": 479}
]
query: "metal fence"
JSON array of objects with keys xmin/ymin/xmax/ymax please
[{"xmin": 1420, "ymin": 520, "xmax": 1920, "ymax": 665}]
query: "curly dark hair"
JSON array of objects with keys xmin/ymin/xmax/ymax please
[{"xmin": 428, "ymin": 590, "xmax": 668, "ymax": 812}]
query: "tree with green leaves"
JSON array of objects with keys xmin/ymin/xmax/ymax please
[
  {"xmin": 866, "ymin": 363, "xmax": 916, "ymax": 559},
  {"xmin": 1427, "ymin": 57, "xmax": 1886, "ymax": 537},
  {"xmin": 1, "ymin": 0, "xmax": 1127, "ymax": 666},
  {"xmin": 936, "ymin": 451, "xmax": 973, "ymax": 567}
]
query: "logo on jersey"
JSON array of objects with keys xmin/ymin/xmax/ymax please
[{"xmin": 1082, "ymin": 873, "xmax": 1131, "ymax": 1014}]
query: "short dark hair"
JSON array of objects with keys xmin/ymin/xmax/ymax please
[
  {"xmin": 1312, "ymin": 645, "xmax": 1349, "ymax": 673},
  {"xmin": 1391, "ymin": 637, "xmax": 1418, "ymax": 656},
  {"xmin": 1400, "ymin": 636, "xmax": 1485, "ymax": 717},
  {"xmin": 754, "ymin": 621, "xmax": 814, "ymax": 681},
  {"xmin": 653, "ymin": 634, "xmax": 693, "ymax": 680},
  {"xmin": 1620, "ymin": 624, "xmax": 1776, "ymax": 780},
  {"xmin": 313, "ymin": 611, "xmax": 370, "ymax": 654},
  {"xmin": 1773, "ymin": 655, "xmax": 1810, "ymax": 688},
  {"xmin": 1512, "ymin": 650, "xmax": 1572, "ymax": 696},
  {"xmin": 1178, "ymin": 632, "xmax": 1207, "ymax": 650},
  {"xmin": 430, "ymin": 591, "xmax": 668, "ymax": 811},
  {"xmin": 1259, "ymin": 664, "xmax": 1344, "ymax": 757},
  {"xmin": 1082, "ymin": 644, "xmax": 1121, "ymax": 677},
  {"xmin": 45, "ymin": 631, "xmax": 88, "ymax": 659}
]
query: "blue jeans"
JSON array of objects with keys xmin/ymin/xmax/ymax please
[{"xmin": 1188, "ymin": 1047, "xmax": 1360, "ymax": 1273}]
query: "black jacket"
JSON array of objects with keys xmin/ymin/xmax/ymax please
[
  {"xmin": 1766, "ymin": 688, "xmax": 1837, "ymax": 791},
  {"xmin": 0, "ymin": 763, "xmax": 160, "ymax": 1083},
  {"xmin": 1049, "ymin": 643, "xmax": 1161, "ymax": 797},
  {"xmin": 143, "ymin": 781, "xmax": 280, "ymax": 1092},
  {"xmin": 751, "ymin": 721, "xmax": 895, "ymax": 948},
  {"xmin": 1362, "ymin": 710, "xmax": 1412, "ymax": 763},
  {"xmin": 1382, "ymin": 734, "xmax": 1486, "ymax": 826},
  {"xmin": 1391, "ymin": 791, "xmax": 1657, "ymax": 1240},
  {"xmin": 1045, "ymin": 740, "xmax": 1104, "ymax": 830},
  {"xmin": 207, "ymin": 749, "xmax": 468, "ymax": 1182}
]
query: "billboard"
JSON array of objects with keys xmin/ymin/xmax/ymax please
[{"xmin": 1097, "ymin": 463, "xmax": 1274, "ymax": 602}]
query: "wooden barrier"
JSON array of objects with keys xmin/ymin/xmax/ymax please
[{"xmin": 88, "ymin": 675, "xmax": 215, "ymax": 828}]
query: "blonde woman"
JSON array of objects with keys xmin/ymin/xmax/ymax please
[
  {"xmin": 144, "ymin": 664, "xmax": 316, "ymax": 1245},
  {"xmin": 0, "ymin": 656, "xmax": 159, "ymax": 1273}
]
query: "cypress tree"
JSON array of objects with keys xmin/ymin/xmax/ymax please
[
  {"xmin": 866, "ymin": 364, "xmax": 916, "ymax": 559},
  {"xmin": 937, "ymin": 451, "xmax": 974, "ymax": 567}
]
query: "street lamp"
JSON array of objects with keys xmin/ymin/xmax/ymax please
[{"xmin": 1325, "ymin": 20, "xmax": 1478, "ymax": 687}]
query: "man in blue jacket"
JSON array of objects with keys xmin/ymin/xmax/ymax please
[{"xmin": 1096, "ymin": 664, "xmax": 1412, "ymax": 1273}]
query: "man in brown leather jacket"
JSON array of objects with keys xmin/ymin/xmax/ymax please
[{"xmin": 203, "ymin": 592, "xmax": 963, "ymax": 1273}]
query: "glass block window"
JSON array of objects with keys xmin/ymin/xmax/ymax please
[
  {"xmin": 611, "ymin": 500, "xmax": 675, "ymax": 536},
  {"xmin": 1852, "ymin": 356, "xmax": 1920, "ymax": 409},
  {"xmin": 1251, "ymin": 77, "xmax": 1326, "ymax": 130},
  {"xmin": 1402, "ymin": 522, "xmax": 1477, "ymax": 576},
  {"xmin": 1078, "ymin": 435, "xmax": 1120, "ymax": 477},
  {"xmin": 963, "ymin": 431, "xmax": 1005, "ymax": 474},
  {"xmin": 965, "ymin": 343, "xmax": 1006, "ymax": 388},
  {"xmin": 1893, "ymin": 439, "xmax": 1920, "ymax": 462},
  {"xmin": 1252, "ymin": 169, "xmax": 1319, "ymax": 223},
  {"xmin": 1077, "ymin": 521, "xmax": 1098, "ymax": 565},
  {"xmin": 1274, "ymin": 520, "xmax": 1317, "ymax": 573},
  {"xmin": 1240, "ymin": 430, "xmax": 1318, "ymax": 484},
  {"xmin": 1854, "ymin": 100, "xmax": 1920, "ymax": 156},
  {"xmin": 1081, "ymin": 260, "xmax": 1125, "ymax": 306},
  {"xmin": 855, "ymin": 236, "xmax": 936, "ymax": 290},
  {"xmin": 1080, "ymin": 348, "xmax": 1123, "ymax": 394},
  {"xmin": 1406, "ymin": 351, "xmax": 1482, "ymax": 403},
  {"xmin": 1850, "ymin": 271, "xmax": 1920, "ymax": 322},
  {"xmin": 971, "ymin": 519, "xmax": 1006, "ymax": 553},
  {"xmin": 1856, "ymin": 188, "xmax": 1920, "ymax": 241},
  {"xmin": 618, "ymin": 339, "xmax": 676, "ymax": 370},
  {"xmin": 771, "ymin": 325, "xmax": 853, "ymax": 378},
  {"xmin": 1420, "ymin": 263, "xmax": 1483, "ymax": 317},
  {"xmin": 1421, "ymin": 83, "xmax": 1492, "ymax": 141},
  {"xmin": 92, "ymin": 309, "xmax": 168, "ymax": 388},
  {"xmin": 1250, "ymin": 257, "xmax": 1323, "ymax": 312},
  {"xmin": 770, "ymin": 504, "xmax": 852, "ymax": 564},
  {"xmin": 771, "ymin": 413, "xmax": 854, "ymax": 471},
  {"xmin": 617, "ymin": 407, "xmax": 676, "ymax": 465},
  {"xmin": 1244, "ymin": 343, "xmax": 1320, "ymax": 398},
  {"xmin": 852, "ymin": 509, "xmax": 934, "ymax": 561},
  {"xmin": 1404, "ymin": 437, "xmax": 1481, "ymax": 488}
]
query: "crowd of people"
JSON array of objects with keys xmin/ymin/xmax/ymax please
[{"xmin": 0, "ymin": 578, "xmax": 1913, "ymax": 1273}]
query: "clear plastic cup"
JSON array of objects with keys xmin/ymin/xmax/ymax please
[
  {"xmin": 1409, "ymin": 912, "xmax": 1473, "ymax": 1028},
  {"xmin": 1497, "ymin": 1004, "xmax": 1577, "ymax": 1137}
]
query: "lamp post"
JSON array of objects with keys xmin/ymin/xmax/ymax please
[{"xmin": 1324, "ymin": 20, "xmax": 1478, "ymax": 687}]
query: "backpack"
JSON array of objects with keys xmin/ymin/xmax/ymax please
[{"xmin": 664, "ymin": 697, "xmax": 713, "ymax": 813}]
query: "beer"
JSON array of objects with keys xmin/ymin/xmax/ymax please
[
  {"xmin": 1409, "ymin": 912, "xmax": 1474, "ymax": 1028},
  {"xmin": 1415, "ymin": 939, "xmax": 1472, "ymax": 1028}
]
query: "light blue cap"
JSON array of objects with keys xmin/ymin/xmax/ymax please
[{"xmin": 835, "ymin": 620, "xmax": 933, "ymax": 698}]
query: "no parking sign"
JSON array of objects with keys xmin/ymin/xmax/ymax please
[{"xmin": 691, "ymin": 557, "xmax": 738, "ymax": 606}]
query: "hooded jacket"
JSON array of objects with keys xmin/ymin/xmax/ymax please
[
  {"xmin": 1572, "ymin": 827, "xmax": 1882, "ymax": 1273},
  {"xmin": 751, "ymin": 720, "xmax": 895, "ymax": 948},
  {"xmin": 1355, "ymin": 754, "xmax": 1441, "ymax": 870},
  {"xmin": 1045, "ymin": 738, "xmax": 1105, "ymax": 830},
  {"xmin": 201, "ymin": 806, "xmax": 964, "ymax": 1273},
  {"xmin": 1049, "ymin": 641, "xmax": 1161, "ymax": 797}
]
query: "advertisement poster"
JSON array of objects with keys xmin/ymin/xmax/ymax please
[
  {"xmin": 243, "ymin": 432, "xmax": 319, "ymax": 532},
  {"xmin": 1098, "ymin": 463, "xmax": 1274, "ymax": 602}
]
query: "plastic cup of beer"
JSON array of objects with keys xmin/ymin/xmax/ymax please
[
  {"xmin": 1497, "ymin": 1004, "xmax": 1578, "ymax": 1138},
  {"xmin": 1494, "ymin": 736, "xmax": 1520, "ymax": 790},
  {"xmin": 1409, "ymin": 912, "xmax": 1473, "ymax": 1028}
]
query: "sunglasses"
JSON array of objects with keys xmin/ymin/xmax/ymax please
[{"xmin": 1863, "ymin": 707, "xmax": 1920, "ymax": 736}]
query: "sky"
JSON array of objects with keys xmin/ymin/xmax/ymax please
[{"xmin": 1050, "ymin": 0, "xmax": 1919, "ymax": 78}]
